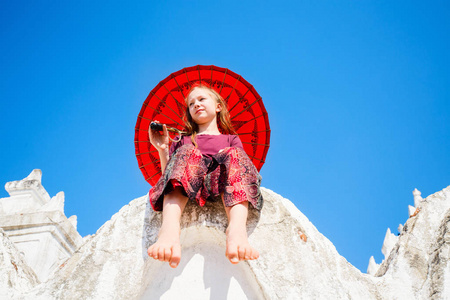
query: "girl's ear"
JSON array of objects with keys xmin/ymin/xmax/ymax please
[{"xmin": 216, "ymin": 103, "xmax": 222, "ymax": 112}]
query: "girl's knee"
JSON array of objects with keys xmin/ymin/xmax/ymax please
[{"xmin": 165, "ymin": 186, "xmax": 188, "ymax": 202}]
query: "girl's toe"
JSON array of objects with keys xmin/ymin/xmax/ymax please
[
  {"xmin": 149, "ymin": 246, "xmax": 158, "ymax": 259},
  {"xmin": 227, "ymin": 244, "xmax": 239, "ymax": 264},
  {"xmin": 170, "ymin": 245, "xmax": 181, "ymax": 268},
  {"xmin": 238, "ymin": 247, "xmax": 246, "ymax": 261},
  {"xmin": 164, "ymin": 248, "xmax": 171, "ymax": 262},
  {"xmin": 157, "ymin": 248, "xmax": 165, "ymax": 261}
]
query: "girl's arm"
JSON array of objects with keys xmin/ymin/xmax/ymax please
[
  {"xmin": 158, "ymin": 148, "xmax": 170, "ymax": 173},
  {"xmin": 148, "ymin": 123, "xmax": 170, "ymax": 173}
]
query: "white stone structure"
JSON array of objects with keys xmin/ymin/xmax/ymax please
[
  {"xmin": 413, "ymin": 188, "xmax": 423, "ymax": 208},
  {"xmin": 0, "ymin": 228, "xmax": 39, "ymax": 299},
  {"xmin": 0, "ymin": 170, "xmax": 82, "ymax": 282},
  {"xmin": 1, "ymin": 170, "xmax": 450, "ymax": 299},
  {"xmin": 367, "ymin": 188, "xmax": 431, "ymax": 277},
  {"xmin": 366, "ymin": 256, "xmax": 379, "ymax": 276},
  {"xmin": 381, "ymin": 228, "xmax": 398, "ymax": 259},
  {"xmin": 408, "ymin": 204, "xmax": 417, "ymax": 217}
]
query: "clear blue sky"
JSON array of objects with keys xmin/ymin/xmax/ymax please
[{"xmin": 1, "ymin": 1, "xmax": 449, "ymax": 272}]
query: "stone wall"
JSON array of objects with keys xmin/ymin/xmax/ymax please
[{"xmin": 1, "ymin": 170, "xmax": 449, "ymax": 299}]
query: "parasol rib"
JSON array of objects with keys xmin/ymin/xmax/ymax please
[
  {"xmin": 170, "ymin": 74, "xmax": 185, "ymax": 98},
  {"xmin": 183, "ymin": 68, "xmax": 192, "ymax": 89},
  {"xmin": 146, "ymin": 170, "xmax": 162, "ymax": 182},
  {"xmin": 224, "ymin": 75, "xmax": 241, "ymax": 103},
  {"xmin": 219, "ymin": 69, "xmax": 228, "ymax": 94},
  {"xmin": 135, "ymin": 150, "xmax": 159, "ymax": 156},
  {"xmin": 237, "ymin": 129, "xmax": 271, "ymax": 135},
  {"xmin": 210, "ymin": 65, "xmax": 213, "ymax": 86},
  {"xmin": 140, "ymin": 103, "xmax": 183, "ymax": 128},
  {"xmin": 242, "ymin": 141, "xmax": 270, "ymax": 147},
  {"xmin": 232, "ymin": 113, "xmax": 266, "ymax": 124},
  {"xmin": 171, "ymin": 74, "xmax": 186, "ymax": 99},
  {"xmin": 247, "ymin": 155, "xmax": 265, "ymax": 163},
  {"xmin": 228, "ymin": 88, "xmax": 251, "ymax": 113},
  {"xmin": 140, "ymin": 160, "xmax": 161, "ymax": 169},
  {"xmin": 158, "ymin": 86, "xmax": 186, "ymax": 122},
  {"xmin": 231, "ymin": 97, "xmax": 263, "ymax": 120},
  {"xmin": 134, "ymin": 140, "xmax": 152, "ymax": 143}
]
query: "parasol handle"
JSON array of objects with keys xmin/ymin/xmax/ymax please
[
  {"xmin": 150, "ymin": 122, "xmax": 186, "ymax": 142},
  {"xmin": 150, "ymin": 122, "xmax": 164, "ymax": 131},
  {"xmin": 150, "ymin": 122, "xmax": 185, "ymax": 134}
]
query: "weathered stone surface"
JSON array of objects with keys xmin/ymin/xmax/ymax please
[
  {"xmin": 381, "ymin": 228, "xmax": 398, "ymax": 259},
  {"xmin": 21, "ymin": 188, "xmax": 379, "ymax": 299},
  {"xmin": 1, "ymin": 180, "xmax": 450, "ymax": 299},
  {"xmin": 367, "ymin": 256, "xmax": 379, "ymax": 275},
  {"xmin": 0, "ymin": 170, "xmax": 82, "ymax": 282},
  {"xmin": 0, "ymin": 211, "xmax": 83, "ymax": 283},
  {"xmin": 29, "ymin": 196, "xmax": 149, "ymax": 300},
  {"xmin": 425, "ymin": 209, "xmax": 450, "ymax": 299},
  {"xmin": 374, "ymin": 186, "xmax": 450, "ymax": 299},
  {"xmin": 0, "ymin": 228, "xmax": 39, "ymax": 299},
  {"xmin": 2, "ymin": 170, "xmax": 50, "ymax": 215}
]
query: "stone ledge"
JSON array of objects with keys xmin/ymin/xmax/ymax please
[
  {"xmin": 4, "ymin": 170, "xmax": 50, "ymax": 204},
  {"xmin": 0, "ymin": 211, "xmax": 82, "ymax": 249}
]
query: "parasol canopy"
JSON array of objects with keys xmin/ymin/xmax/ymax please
[{"xmin": 135, "ymin": 65, "xmax": 270, "ymax": 186}]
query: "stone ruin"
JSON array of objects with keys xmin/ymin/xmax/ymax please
[
  {"xmin": 0, "ymin": 170, "xmax": 82, "ymax": 283},
  {"xmin": 1, "ymin": 169, "xmax": 449, "ymax": 299}
]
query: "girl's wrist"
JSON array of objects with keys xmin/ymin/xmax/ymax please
[{"xmin": 158, "ymin": 148, "xmax": 169, "ymax": 155}]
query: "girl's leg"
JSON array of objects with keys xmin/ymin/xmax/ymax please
[
  {"xmin": 147, "ymin": 187, "xmax": 188, "ymax": 268},
  {"xmin": 223, "ymin": 199, "xmax": 259, "ymax": 264}
]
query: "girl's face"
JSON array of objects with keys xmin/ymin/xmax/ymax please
[{"xmin": 187, "ymin": 87, "xmax": 222, "ymax": 125}]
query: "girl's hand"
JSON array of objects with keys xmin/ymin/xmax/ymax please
[{"xmin": 148, "ymin": 121, "xmax": 170, "ymax": 153}]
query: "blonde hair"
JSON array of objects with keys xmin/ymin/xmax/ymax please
[{"xmin": 183, "ymin": 83, "xmax": 236, "ymax": 147}]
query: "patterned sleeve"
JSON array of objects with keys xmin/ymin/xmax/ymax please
[
  {"xmin": 230, "ymin": 135, "xmax": 244, "ymax": 149},
  {"xmin": 169, "ymin": 137, "xmax": 184, "ymax": 156}
]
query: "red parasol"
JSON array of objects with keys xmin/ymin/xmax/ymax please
[{"xmin": 135, "ymin": 65, "xmax": 270, "ymax": 186}]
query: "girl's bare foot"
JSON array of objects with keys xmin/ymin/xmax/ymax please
[
  {"xmin": 222, "ymin": 201, "xmax": 259, "ymax": 264},
  {"xmin": 225, "ymin": 224, "xmax": 259, "ymax": 264},
  {"xmin": 148, "ymin": 187, "xmax": 188, "ymax": 268},
  {"xmin": 147, "ymin": 225, "xmax": 181, "ymax": 268}
]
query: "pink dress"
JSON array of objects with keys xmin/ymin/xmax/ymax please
[{"xmin": 148, "ymin": 134, "xmax": 263, "ymax": 211}]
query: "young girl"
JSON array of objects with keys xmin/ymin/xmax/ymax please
[{"xmin": 147, "ymin": 83, "xmax": 263, "ymax": 268}]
